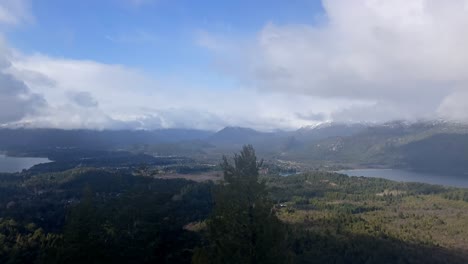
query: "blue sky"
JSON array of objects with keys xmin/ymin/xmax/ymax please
[
  {"xmin": 1, "ymin": 0, "xmax": 468, "ymax": 130},
  {"xmin": 8, "ymin": 0, "xmax": 324, "ymax": 71}
]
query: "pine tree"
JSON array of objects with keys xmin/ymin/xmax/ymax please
[
  {"xmin": 59, "ymin": 186, "xmax": 105, "ymax": 264},
  {"xmin": 195, "ymin": 145, "xmax": 291, "ymax": 264}
]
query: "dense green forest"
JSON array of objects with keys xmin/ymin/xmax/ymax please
[{"xmin": 0, "ymin": 146, "xmax": 467, "ymax": 263}]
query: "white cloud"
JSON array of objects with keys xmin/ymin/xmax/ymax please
[
  {"xmin": 0, "ymin": 0, "xmax": 32, "ymax": 25},
  {"xmin": 201, "ymin": 0, "xmax": 468, "ymax": 123},
  {"xmin": 3, "ymin": 0, "xmax": 468, "ymax": 130},
  {"xmin": 437, "ymin": 89, "xmax": 468, "ymax": 121},
  {"xmin": 6, "ymin": 48, "xmax": 344, "ymax": 130}
]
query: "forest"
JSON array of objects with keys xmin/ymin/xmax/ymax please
[{"xmin": 0, "ymin": 146, "xmax": 467, "ymax": 263}]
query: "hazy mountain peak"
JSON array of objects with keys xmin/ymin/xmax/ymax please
[
  {"xmin": 297, "ymin": 121, "xmax": 369, "ymax": 131},
  {"xmin": 217, "ymin": 126, "xmax": 258, "ymax": 133}
]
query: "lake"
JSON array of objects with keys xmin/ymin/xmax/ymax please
[
  {"xmin": 338, "ymin": 169, "xmax": 468, "ymax": 188},
  {"xmin": 0, "ymin": 154, "xmax": 51, "ymax": 173}
]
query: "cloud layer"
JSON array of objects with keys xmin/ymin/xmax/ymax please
[
  {"xmin": 203, "ymin": 0, "xmax": 468, "ymax": 123},
  {"xmin": 8, "ymin": 50, "xmax": 338, "ymax": 130},
  {"xmin": 2, "ymin": 0, "xmax": 468, "ymax": 130},
  {"xmin": 0, "ymin": 0, "xmax": 31, "ymax": 26}
]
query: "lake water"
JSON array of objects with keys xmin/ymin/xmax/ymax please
[
  {"xmin": 0, "ymin": 154, "xmax": 51, "ymax": 173},
  {"xmin": 338, "ymin": 169, "xmax": 468, "ymax": 188},
  {"xmin": 279, "ymin": 171, "xmax": 302, "ymax": 177}
]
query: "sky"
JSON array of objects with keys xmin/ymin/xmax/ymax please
[{"xmin": 1, "ymin": 0, "xmax": 468, "ymax": 131}]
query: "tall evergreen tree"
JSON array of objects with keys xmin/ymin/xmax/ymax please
[
  {"xmin": 58, "ymin": 186, "xmax": 105, "ymax": 264},
  {"xmin": 195, "ymin": 145, "xmax": 291, "ymax": 264}
]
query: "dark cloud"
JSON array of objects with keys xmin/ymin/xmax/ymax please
[
  {"xmin": 68, "ymin": 91, "xmax": 99, "ymax": 108},
  {"xmin": 0, "ymin": 72, "xmax": 46, "ymax": 123}
]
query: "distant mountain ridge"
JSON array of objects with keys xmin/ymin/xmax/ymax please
[
  {"xmin": 2, "ymin": 120, "xmax": 468, "ymax": 174},
  {"xmin": 0, "ymin": 128, "xmax": 213, "ymax": 151},
  {"xmin": 208, "ymin": 127, "xmax": 280, "ymax": 151}
]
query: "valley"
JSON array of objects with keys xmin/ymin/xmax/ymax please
[{"xmin": 0, "ymin": 121, "xmax": 467, "ymax": 263}]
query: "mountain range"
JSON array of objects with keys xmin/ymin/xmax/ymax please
[{"xmin": 1, "ymin": 120, "xmax": 468, "ymax": 174}]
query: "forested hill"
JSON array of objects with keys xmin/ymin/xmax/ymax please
[
  {"xmin": 0, "ymin": 147, "xmax": 467, "ymax": 263},
  {"xmin": 0, "ymin": 128, "xmax": 212, "ymax": 151}
]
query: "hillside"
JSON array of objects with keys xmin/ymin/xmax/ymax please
[{"xmin": 0, "ymin": 163, "xmax": 467, "ymax": 263}]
